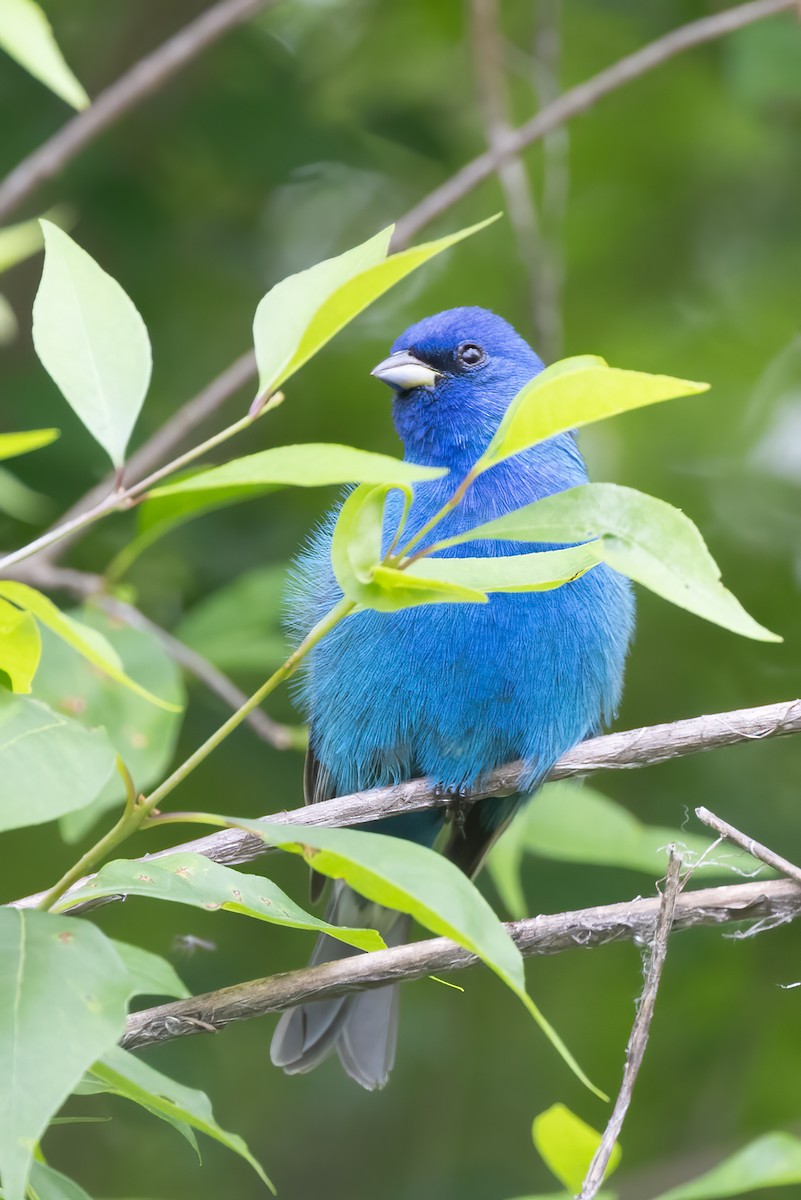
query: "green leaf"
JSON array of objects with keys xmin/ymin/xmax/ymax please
[
  {"xmin": 652, "ymin": 1132, "xmax": 801, "ymax": 1200},
  {"xmin": 0, "ymin": 217, "xmax": 44, "ymax": 274},
  {"xmin": 331, "ymin": 484, "xmax": 486, "ymax": 610},
  {"xmin": 89, "ymin": 1047, "xmax": 273, "ymax": 1192},
  {"xmin": 126, "ymin": 444, "xmax": 446, "ymax": 571},
  {"xmin": 0, "ymin": 692, "xmax": 115, "ymax": 832},
  {"xmin": 253, "ymin": 225, "xmax": 392, "ymax": 393},
  {"xmin": 0, "ymin": 293, "xmax": 17, "ymax": 345},
  {"xmin": 0, "ymin": 597, "xmax": 41, "ymax": 692},
  {"xmin": 532, "ymin": 1103, "xmax": 621, "ymax": 1193},
  {"xmin": 0, "ymin": 0, "xmax": 88, "ymax": 109},
  {"xmin": 27, "ymin": 1161, "xmax": 93, "ymax": 1200},
  {"xmin": 0, "ymin": 583, "xmax": 181, "ymax": 711},
  {"xmin": 31, "ymin": 608, "xmax": 185, "ymax": 841},
  {"xmin": 72, "ymin": 1076, "xmax": 200, "ymax": 1160},
  {"xmin": 110, "ymin": 940, "xmax": 189, "ymax": 1000},
  {"xmin": 0, "ymin": 910, "xmax": 130, "ymax": 1200},
  {"xmin": 480, "ymin": 356, "xmax": 709, "ymax": 469},
  {"xmin": 32, "ymin": 222, "xmax": 151, "ymax": 468},
  {"xmin": 0, "ymin": 428, "xmax": 59, "ymax": 461},
  {"xmin": 486, "ymin": 782, "xmax": 764, "ymax": 918},
  {"xmin": 175, "ymin": 566, "xmax": 290, "ymax": 674},
  {"xmin": 58, "ymin": 853, "xmax": 385, "ymax": 952},
  {"xmin": 0, "ymin": 467, "xmax": 53, "ymax": 523},
  {"xmin": 452, "ymin": 483, "xmax": 779, "ymax": 641},
  {"xmin": 253, "ymin": 215, "xmax": 499, "ymax": 395},
  {"xmin": 406, "ymin": 544, "xmax": 601, "ymax": 593},
  {"xmin": 230, "ymin": 818, "xmax": 604, "ymax": 1098}
]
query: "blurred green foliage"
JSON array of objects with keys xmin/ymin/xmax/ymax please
[{"xmin": 1, "ymin": 1, "xmax": 801, "ymax": 1197}]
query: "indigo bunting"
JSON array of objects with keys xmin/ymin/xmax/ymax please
[{"xmin": 271, "ymin": 307, "xmax": 634, "ymax": 1088}]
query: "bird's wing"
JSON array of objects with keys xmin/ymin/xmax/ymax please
[{"xmin": 303, "ymin": 734, "xmax": 335, "ymax": 902}]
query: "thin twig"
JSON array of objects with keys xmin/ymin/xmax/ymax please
[
  {"xmin": 9, "ymin": 559, "xmax": 300, "ymax": 751},
  {"xmin": 530, "ymin": 0, "xmax": 568, "ymax": 361},
  {"xmin": 696, "ymin": 807, "xmax": 801, "ymax": 888},
  {"xmin": 13, "ymin": 698, "xmax": 801, "ymax": 911},
  {"xmin": 120, "ymin": 874, "xmax": 800, "ymax": 1051},
  {"xmin": 0, "ymin": 1, "xmax": 281, "ymax": 223},
  {"xmin": 21, "ymin": 0, "xmax": 794, "ymax": 570},
  {"xmin": 35, "ymin": 350, "xmax": 258, "ymax": 565},
  {"xmin": 96, "ymin": 595, "xmax": 303, "ymax": 751},
  {"xmin": 579, "ymin": 852, "xmax": 683, "ymax": 1198},
  {"xmin": 470, "ymin": 0, "xmax": 542, "ymax": 334},
  {"xmin": 392, "ymin": 0, "xmax": 798, "ymax": 248}
]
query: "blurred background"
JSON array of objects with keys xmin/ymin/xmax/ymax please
[{"xmin": 1, "ymin": 1, "xmax": 801, "ymax": 1196}]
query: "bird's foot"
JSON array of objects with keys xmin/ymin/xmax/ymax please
[{"xmin": 434, "ymin": 783, "xmax": 475, "ymax": 836}]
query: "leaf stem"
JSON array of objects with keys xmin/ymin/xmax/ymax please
[
  {"xmin": 34, "ymin": 594, "xmax": 354, "ymax": 911},
  {"xmin": 393, "ymin": 466, "xmax": 479, "ymax": 566},
  {"xmin": 0, "ymin": 395, "xmax": 282, "ymax": 575}
]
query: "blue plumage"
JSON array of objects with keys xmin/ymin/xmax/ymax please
[{"xmin": 271, "ymin": 306, "xmax": 635, "ymax": 1087}]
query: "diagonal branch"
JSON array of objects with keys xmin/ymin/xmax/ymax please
[
  {"xmin": 579, "ymin": 852, "xmax": 682, "ymax": 1197},
  {"xmin": 392, "ymin": 0, "xmax": 798, "ymax": 248},
  {"xmin": 10, "ymin": 559, "xmax": 299, "ymax": 750},
  {"xmin": 0, "ymin": 1, "xmax": 281, "ymax": 223},
  {"xmin": 14, "ymin": 697, "xmax": 801, "ymax": 910},
  {"xmin": 21, "ymin": 0, "xmax": 795, "ymax": 568},
  {"xmin": 120, "ymin": 875, "xmax": 801, "ymax": 1051}
]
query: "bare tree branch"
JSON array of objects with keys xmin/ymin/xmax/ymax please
[
  {"xmin": 470, "ymin": 0, "xmax": 543, "ymax": 336},
  {"xmin": 0, "ymin": 1, "xmax": 281, "ymax": 223},
  {"xmin": 120, "ymin": 874, "xmax": 801, "ymax": 1052},
  {"xmin": 696, "ymin": 806, "xmax": 801, "ymax": 888},
  {"xmin": 392, "ymin": 0, "xmax": 798, "ymax": 249},
  {"xmin": 14, "ymin": 697, "xmax": 801, "ymax": 911},
  {"xmin": 34, "ymin": 350, "xmax": 258, "ymax": 565},
  {"xmin": 579, "ymin": 852, "xmax": 683, "ymax": 1198},
  {"xmin": 19, "ymin": 0, "xmax": 794, "ymax": 570},
  {"xmin": 96, "ymin": 594, "xmax": 304, "ymax": 752},
  {"xmin": 10, "ymin": 559, "xmax": 300, "ymax": 751}
]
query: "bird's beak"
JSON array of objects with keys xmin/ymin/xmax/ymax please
[{"xmin": 370, "ymin": 350, "xmax": 441, "ymax": 392}]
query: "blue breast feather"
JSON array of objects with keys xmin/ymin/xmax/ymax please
[{"xmin": 286, "ymin": 431, "xmax": 635, "ymax": 845}]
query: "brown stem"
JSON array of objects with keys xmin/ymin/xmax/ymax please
[
  {"xmin": 120, "ymin": 873, "xmax": 800, "ymax": 1052},
  {"xmin": 13, "ymin": 697, "xmax": 801, "ymax": 912}
]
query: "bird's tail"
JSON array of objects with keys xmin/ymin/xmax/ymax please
[{"xmin": 270, "ymin": 882, "xmax": 410, "ymax": 1090}]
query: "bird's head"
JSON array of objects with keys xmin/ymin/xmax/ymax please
[{"xmin": 371, "ymin": 306, "xmax": 545, "ymax": 471}]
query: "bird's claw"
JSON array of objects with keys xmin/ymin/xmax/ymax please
[{"xmin": 434, "ymin": 783, "xmax": 475, "ymax": 836}]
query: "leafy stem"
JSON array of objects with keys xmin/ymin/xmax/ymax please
[
  {"xmin": 0, "ymin": 392, "xmax": 284, "ymax": 575},
  {"xmin": 391, "ymin": 465, "xmax": 480, "ymax": 566},
  {"xmin": 35, "ymin": 593, "xmax": 355, "ymax": 911}
]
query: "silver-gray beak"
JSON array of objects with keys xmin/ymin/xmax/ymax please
[{"xmin": 370, "ymin": 350, "xmax": 441, "ymax": 392}]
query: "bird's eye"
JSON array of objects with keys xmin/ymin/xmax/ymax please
[{"xmin": 456, "ymin": 341, "xmax": 486, "ymax": 368}]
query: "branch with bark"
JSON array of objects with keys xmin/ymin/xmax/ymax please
[
  {"xmin": 14, "ymin": 697, "xmax": 801, "ymax": 910},
  {"xmin": 0, "ymin": 0, "xmax": 282, "ymax": 223},
  {"xmin": 121, "ymin": 875, "xmax": 801, "ymax": 1052}
]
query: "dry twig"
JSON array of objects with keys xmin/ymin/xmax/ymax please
[
  {"xmin": 120, "ymin": 874, "xmax": 800, "ymax": 1052},
  {"xmin": 14, "ymin": 697, "xmax": 801, "ymax": 911},
  {"xmin": 579, "ymin": 852, "xmax": 683, "ymax": 1198},
  {"xmin": 695, "ymin": 807, "xmax": 801, "ymax": 888},
  {"xmin": 0, "ymin": 1, "xmax": 281, "ymax": 223}
]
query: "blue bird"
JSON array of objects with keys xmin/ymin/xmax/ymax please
[{"xmin": 270, "ymin": 306, "xmax": 635, "ymax": 1088}]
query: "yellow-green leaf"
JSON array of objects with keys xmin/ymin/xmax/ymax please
[
  {"xmin": 480, "ymin": 356, "xmax": 709, "ymax": 469},
  {"xmin": 253, "ymin": 215, "xmax": 499, "ymax": 395},
  {"xmin": 0, "ymin": 582, "xmax": 180, "ymax": 710},
  {"xmin": 32, "ymin": 222, "xmax": 151, "ymax": 468},
  {"xmin": 0, "ymin": 428, "xmax": 59, "ymax": 461},
  {"xmin": 330, "ymin": 483, "xmax": 486, "ymax": 610},
  {"xmin": 532, "ymin": 1103, "xmax": 621, "ymax": 1193},
  {"xmin": 0, "ymin": 0, "xmax": 89, "ymax": 110},
  {"xmin": 0, "ymin": 596, "xmax": 41, "ymax": 692},
  {"xmin": 452, "ymin": 483, "xmax": 779, "ymax": 641},
  {"xmin": 59, "ymin": 852, "xmax": 385, "ymax": 952},
  {"xmin": 406, "ymin": 544, "xmax": 601, "ymax": 593},
  {"xmin": 230, "ymin": 818, "xmax": 604, "ymax": 1098}
]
